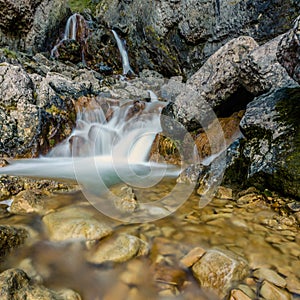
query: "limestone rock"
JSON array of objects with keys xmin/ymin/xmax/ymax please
[
  {"xmin": 166, "ymin": 36, "xmax": 258, "ymax": 130},
  {"xmin": 86, "ymin": 234, "xmax": 149, "ymax": 264},
  {"xmin": 42, "ymin": 207, "xmax": 113, "ymax": 242},
  {"xmin": 11, "ymin": 189, "xmax": 51, "ymax": 215},
  {"xmin": 239, "ymin": 86, "xmax": 300, "ymax": 199},
  {"xmin": 192, "ymin": 249, "xmax": 249, "ymax": 298},
  {"xmin": 277, "ymin": 15, "xmax": 300, "ymax": 84},
  {"xmin": 240, "ymin": 35, "xmax": 297, "ymax": 95}
]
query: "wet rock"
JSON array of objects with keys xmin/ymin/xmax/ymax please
[
  {"xmin": 0, "ymin": 176, "xmax": 24, "ymax": 201},
  {"xmin": 10, "ymin": 189, "xmax": 54, "ymax": 215},
  {"xmin": 0, "ymin": 226, "xmax": 27, "ymax": 259},
  {"xmin": 180, "ymin": 247, "xmax": 206, "ymax": 268},
  {"xmin": 0, "ymin": 268, "xmax": 81, "ymax": 300},
  {"xmin": 238, "ymin": 86, "xmax": 300, "ymax": 199},
  {"xmin": 194, "ymin": 111, "xmax": 243, "ymax": 159},
  {"xmin": 42, "ymin": 206, "xmax": 113, "ymax": 242},
  {"xmin": 229, "ymin": 289, "xmax": 252, "ymax": 300},
  {"xmin": 215, "ymin": 186, "xmax": 233, "ymax": 200},
  {"xmin": 113, "ymin": 185, "xmax": 139, "ymax": 213},
  {"xmin": 240, "ymin": 35, "xmax": 297, "ymax": 95},
  {"xmin": 277, "ymin": 15, "xmax": 300, "ymax": 84},
  {"xmin": 260, "ymin": 280, "xmax": 292, "ymax": 300},
  {"xmin": 192, "ymin": 249, "xmax": 249, "ymax": 298},
  {"xmin": 252, "ymin": 268, "xmax": 286, "ymax": 288},
  {"xmin": 86, "ymin": 234, "xmax": 149, "ymax": 264}
]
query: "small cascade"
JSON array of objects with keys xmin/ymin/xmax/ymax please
[
  {"xmin": 0, "ymin": 99, "xmax": 179, "ymax": 187},
  {"xmin": 112, "ymin": 30, "xmax": 134, "ymax": 76},
  {"xmin": 51, "ymin": 13, "xmax": 89, "ymax": 64}
]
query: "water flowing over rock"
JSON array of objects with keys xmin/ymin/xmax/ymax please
[
  {"xmin": 51, "ymin": 13, "xmax": 90, "ymax": 64},
  {"xmin": 192, "ymin": 249, "xmax": 249, "ymax": 298},
  {"xmin": 277, "ymin": 15, "xmax": 300, "ymax": 84},
  {"xmin": 236, "ymin": 86, "xmax": 300, "ymax": 199}
]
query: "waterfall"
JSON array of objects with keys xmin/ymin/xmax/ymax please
[
  {"xmin": 0, "ymin": 99, "xmax": 179, "ymax": 190},
  {"xmin": 51, "ymin": 13, "xmax": 89, "ymax": 64},
  {"xmin": 112, "ymin": 30, "xmax": 134, "ymax": 76}
]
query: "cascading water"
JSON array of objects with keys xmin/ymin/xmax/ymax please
[
  {"xmin": 51, "ymin": 13, "xmax": 89, "ymax": 64},
  {"xmin": 112, "ymin": 30, "xmax": 134, "ymax": 76},
  {"xmin": 0, "ymin": 99, "xmax": 179, "ymax": 187}
]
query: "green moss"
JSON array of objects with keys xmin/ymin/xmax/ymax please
[
  {"xmin": 68, "ymin": 0, "xmax": 97, "ymax": 13},
  {"xmin": 49, "ymin": 139, "xmax": 56, "ymax": 147},
  {"xmin": 1, "ymin": 48, "xmax": 18, "ymax": 59},
  {"xmin": 46, "ymin": 105, "xmax": 63, "ymax": 115}
]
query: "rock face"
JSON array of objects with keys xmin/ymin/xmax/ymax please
[
  {"xmin": 238, "ymin": 86, "xmax": 300, "ymax": 199},
  {"xmin": 95, "ymin": 0, "xmax": 300, "ymax": 77},
  {"xmin": 277, "ymin": 15, "xmax": 300, "ymax": 84},
  {"xmin": 192, "ymin": 249, "xmax": 249, "ymax": 298},
  {"xmin": 0, "ymin": 50, "xmax": 107, "ymax": 158},
  {"xmin": 0, "ymin": 0, "xmax": 69, "ymax": 53}
]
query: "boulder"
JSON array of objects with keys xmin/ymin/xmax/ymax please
[
  {"xmin": 86, "ymin": 234, "xmax": 149, "ymax": 264},
  {"xmin": 277, "ymin": 15, "xmax": 300, "ymax": 84},
  {"xmin": 42, "ymin": 206, "xmax": 113, "ymax": 242},
  {"xmin": 163, "ymin": 36, "xmax": 257, "ymax": 130},
  {"xmin": 240, "ymin": 35, "xmax": 297, "ymax": 95},
  {"xmin": 238, "ymin": 86, "xmax": 300, "ymax": 199}
]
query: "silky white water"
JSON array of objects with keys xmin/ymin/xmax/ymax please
[
  {"xmin": 112, "ymin": 30, "xmax": 134, "ymax": 76},
  {"xmin": 0, "ymin": 100, "xmax": 180, "ymax": 191}
]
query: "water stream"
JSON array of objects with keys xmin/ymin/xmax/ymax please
[
  {"xmin": 51, "ymin": 13, "xmax": 89, "ymax": 64},
  {"xmin": 112, "ymin": 29, "xmax": 135, "ymax": 76}
]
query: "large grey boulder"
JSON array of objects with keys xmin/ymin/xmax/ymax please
[
  {"xmin": 277, "ymin": 15, "xmax": 300, "ymax": 84},
  {"xmin": 238, "ymin": 86, "xmax": 300, "ymax": 199},
  {"xmin": 162, "ymin": 36, "xmax": 258, "ymax": 130},
  {"xmin": 240, "ymin": 35, "xmax": 297, "ymax": 95}
]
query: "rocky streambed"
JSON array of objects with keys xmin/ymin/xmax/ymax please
[{"xmin": 0, "ymin": 181, "xmax": 300, "ymax": 300}]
